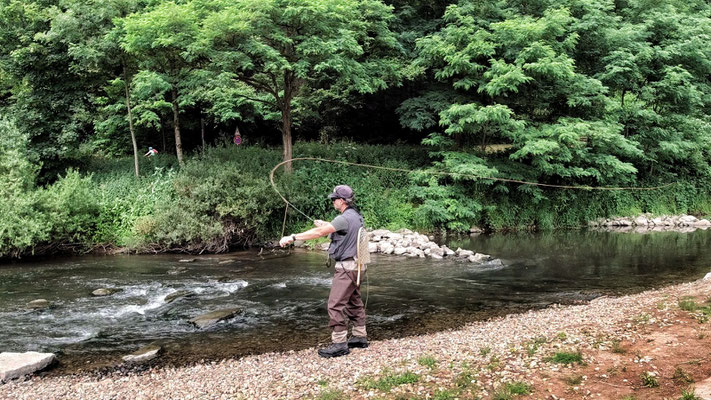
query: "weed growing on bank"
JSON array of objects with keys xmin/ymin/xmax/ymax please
[{"xmin": 548, "ymin": 351, "xmax": 584, "ymax": 365}]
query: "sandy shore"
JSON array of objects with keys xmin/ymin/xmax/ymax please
[{"xmin": 4, "ymin": 277, "xmax": 711, "ymax": 400}]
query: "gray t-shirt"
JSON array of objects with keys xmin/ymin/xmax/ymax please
[
  {"xmin": 331, "ymin": 215, "xmax": 348, "ymax": 232},
  {"xmin": 328, "ymin": 208, "xmax": 364, "ymax": 261}
]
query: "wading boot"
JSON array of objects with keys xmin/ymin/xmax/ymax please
[
  {"xmin": 347, "ymin": 336, "xmax": 369, "ymax": 349},
  {"xmin": 317, "ymin": 342, "xmax": 350, "ymax": 358}
]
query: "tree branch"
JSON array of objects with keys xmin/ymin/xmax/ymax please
[
  {"xmin": 233, "ymin": 92, "xmax": 276, "ymax": 107},
  {"xmin": 240, "ymin": 76, "xmax": 277, "ymax": 97}
]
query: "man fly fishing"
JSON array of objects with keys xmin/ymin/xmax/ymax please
[{"xmin": 279, "ymin": 185, "xmax": 368, "ymax": 358}]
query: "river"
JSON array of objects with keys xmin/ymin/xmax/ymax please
[{"xmin": 1, "ymin": 229, "xmax": 709, "ymax": 373}]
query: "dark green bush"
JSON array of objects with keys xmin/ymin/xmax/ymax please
[
  {"xmin": 3, "ymin": 139, "xmax": 711, "ymax": 259},
  {"xmin": 0, "ymin": 119, "xmax": 49, "ymax": 258}
]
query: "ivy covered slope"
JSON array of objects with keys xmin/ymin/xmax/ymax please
[{"xmin": 0, "ymin": 0, "xmax": 710, "ymax": 258}]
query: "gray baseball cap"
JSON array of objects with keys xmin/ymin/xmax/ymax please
[{"xmin": 327, "ymin": 185, "xmax": 354, "ymax": 200}]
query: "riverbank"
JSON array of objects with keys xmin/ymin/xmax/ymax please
[
  {"xmin": 4, "ymin": 142, "xmax": 711, "ymax": 260},
  {"xmin": 4, "ymin": 276, "xmax": 711, "ymax": 399}
]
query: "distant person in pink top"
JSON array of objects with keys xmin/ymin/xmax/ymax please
[{"xmin": 233, "ymin": 128, "xmax": 242, "ymax": 146}]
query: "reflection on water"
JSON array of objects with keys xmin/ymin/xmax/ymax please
[{"xmin": 0, "ymin": 229, "xmax": 710, "ymax": 370}]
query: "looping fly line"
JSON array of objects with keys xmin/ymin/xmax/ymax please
[{"xmin": 269, "ymin": 157, "xmax": 676, "ymax": 223}]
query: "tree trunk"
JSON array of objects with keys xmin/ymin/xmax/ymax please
[
  {"xmin": 123, "ymin": 64, "xmax": 139, "ymax": 178},
  {"xmin": 200, "ymin": 114, "xmax": 206, "ymax": 151},
  {"xmin": 162, "ymin": 116, "xmax": 167, "ymax": 152},
  {"xmin": 281, "ymin": 101, "xmax": 293, "ymax": 173},
  {"xmin": 171, "ymin": 87, "xmax": 184, "ymax": 165}
]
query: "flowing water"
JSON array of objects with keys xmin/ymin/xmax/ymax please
[{"xmin": 1, "ymin": 229, "xmax": 710, "ymax": 373}]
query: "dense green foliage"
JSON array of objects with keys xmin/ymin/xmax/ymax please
[
  {"xmin": 0, "ymin": 141, "xmax": 433, "ymax": 258},
  {"xmin": 1, "ymin": 0, "xmax": 710, "ymax": 258},
  {"xmin": 3, "ymin": 140, "xmax": 711, "ymax": 259}
]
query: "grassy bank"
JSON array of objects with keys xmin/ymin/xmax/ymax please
[{"xmin": 2, "ymin": 141, "xmax": 711, "ymax": 259}]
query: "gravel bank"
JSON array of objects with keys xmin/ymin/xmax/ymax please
[{"xmin": 4, "ymin": 278, "xmax": 711, "ymax": 400}]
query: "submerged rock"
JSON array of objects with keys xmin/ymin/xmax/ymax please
[
  {"xmin": 26, "ymin": 299, "xmax": 51, "ymax": 310},
  {"xmin": 122, "ymin": 345, "xmax": 162, "ymax": 363},
  {"xmin": 92, "ymin": 288, "xmax": 121, "ymax": 297},
  {"xmin": 164, "ymin": 290, "xmax": 193, "ymax": 304},
  {"xmin": 482, "ymin": 259, "xmax": 505, "ymax": 268},
  {"xmin": 189, "ymin": 308, "xmax": 241, "ymax": 329},
  {"xmin": 167, "ymin": 267, "xmax": 188, "ymax": 275},
  {"xmin": 0, "ymin": 352, "xmax": 56, "ymax": 382}
]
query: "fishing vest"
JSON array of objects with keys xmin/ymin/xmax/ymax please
[{"xmin": 328, "ymin": 208, "xmax": 364, "ymax": 261}]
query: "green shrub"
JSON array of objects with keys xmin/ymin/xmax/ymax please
[
  {"xmin": 641, "ymin": 371, "xmax": 659, "ymax": 388},
  {"xmin": 0, "ymin": 118, "xmax": 49, "ymax": 258},
  {"xmin": 42, "ymin": 170, "xmax": 101, "ymax": 244},
  {"xmin": 548, "ymin": 351, "xmax": 583, "ymax": 364},
  {"xmin": 679, "ymin": 386, "xmax": 701, "ymax": 400},
  {"xmin": 433, "ymin": 389, "xmax": 457, "ymax": 400},
  {"xmin": 357, "ymin": 370, "xmax": 420, "ymax": 391},
  {"xmin": 417, "ymin": 355, "xmax": 437, "ymax": 370},
  {"xmin": 314, "ymin": 389, "xmax": 347, "ymax": 400},
  {"xmin": 6, "ymin": 138, "xmax": 711, "ymax": 258},
  {"xmin": 679, "ymin": 299, "xmax": 699, "ymax": 312},
  {"xmin": 492, "ymin": 381, "xmax": 532, "ymax": 399}
]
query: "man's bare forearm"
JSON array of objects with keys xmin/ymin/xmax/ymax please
[{"xmin": 295, "ymin": 226, "xmax": 333, "ymax": 240}]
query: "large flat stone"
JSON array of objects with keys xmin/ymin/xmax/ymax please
[
  {"xmin": 0, "ymin": 352, "xmax": 56, "ymax": 382},
  {"xmin": 189, "ymin": 308, "xmax": 240, "ymax": 329},
  {"xmin": 25, "ymin": 299, "xmax": 51, "ymax": 310},
  {"xmin": 122, "ymin": 345, "xmax": 161, "ymax": 363},
  {"xmin": 695, "ymin": 376, "xmax": 711, "ymax": 399}
]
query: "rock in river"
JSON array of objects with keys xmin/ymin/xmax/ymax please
[
  {"xmin": 92, "ymin": 288, "xmax": 121, "ymax": 296},
  {"xmin": 26, "ymin": 299, "xmax": 51, "ymax": 310},
  {"xmin": 189, "ymin": 308, "xmax": 241, "ymax": 329},
  {"xmin": 0, "ymin": 352, "xmax": 56, "ymax": 382},
  {"xmin": 164, "ymin": 290, "xmax": 193, "ymax": 304},
  {"xmin": 122, "ymin": 345, "xmax": 162, "ymax": 363}
]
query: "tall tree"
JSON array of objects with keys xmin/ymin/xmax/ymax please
[
  {"xmin": 0, "ymin": 0, "xmax": 96, "ymax": 179},
  {"xmin": 202, "ymin": 0, "xmax": 402, "ymax": 171},
  {"xmin": 45, "ymin": 0, "xmax": 145, "ymax": 176},
  {"xmin": 413, "ymin": 2, "xmax": 642, "ymax": 185},
  {"xmin": 120, "ymin": 1, "xmax": 203, "ymax": 165}
]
